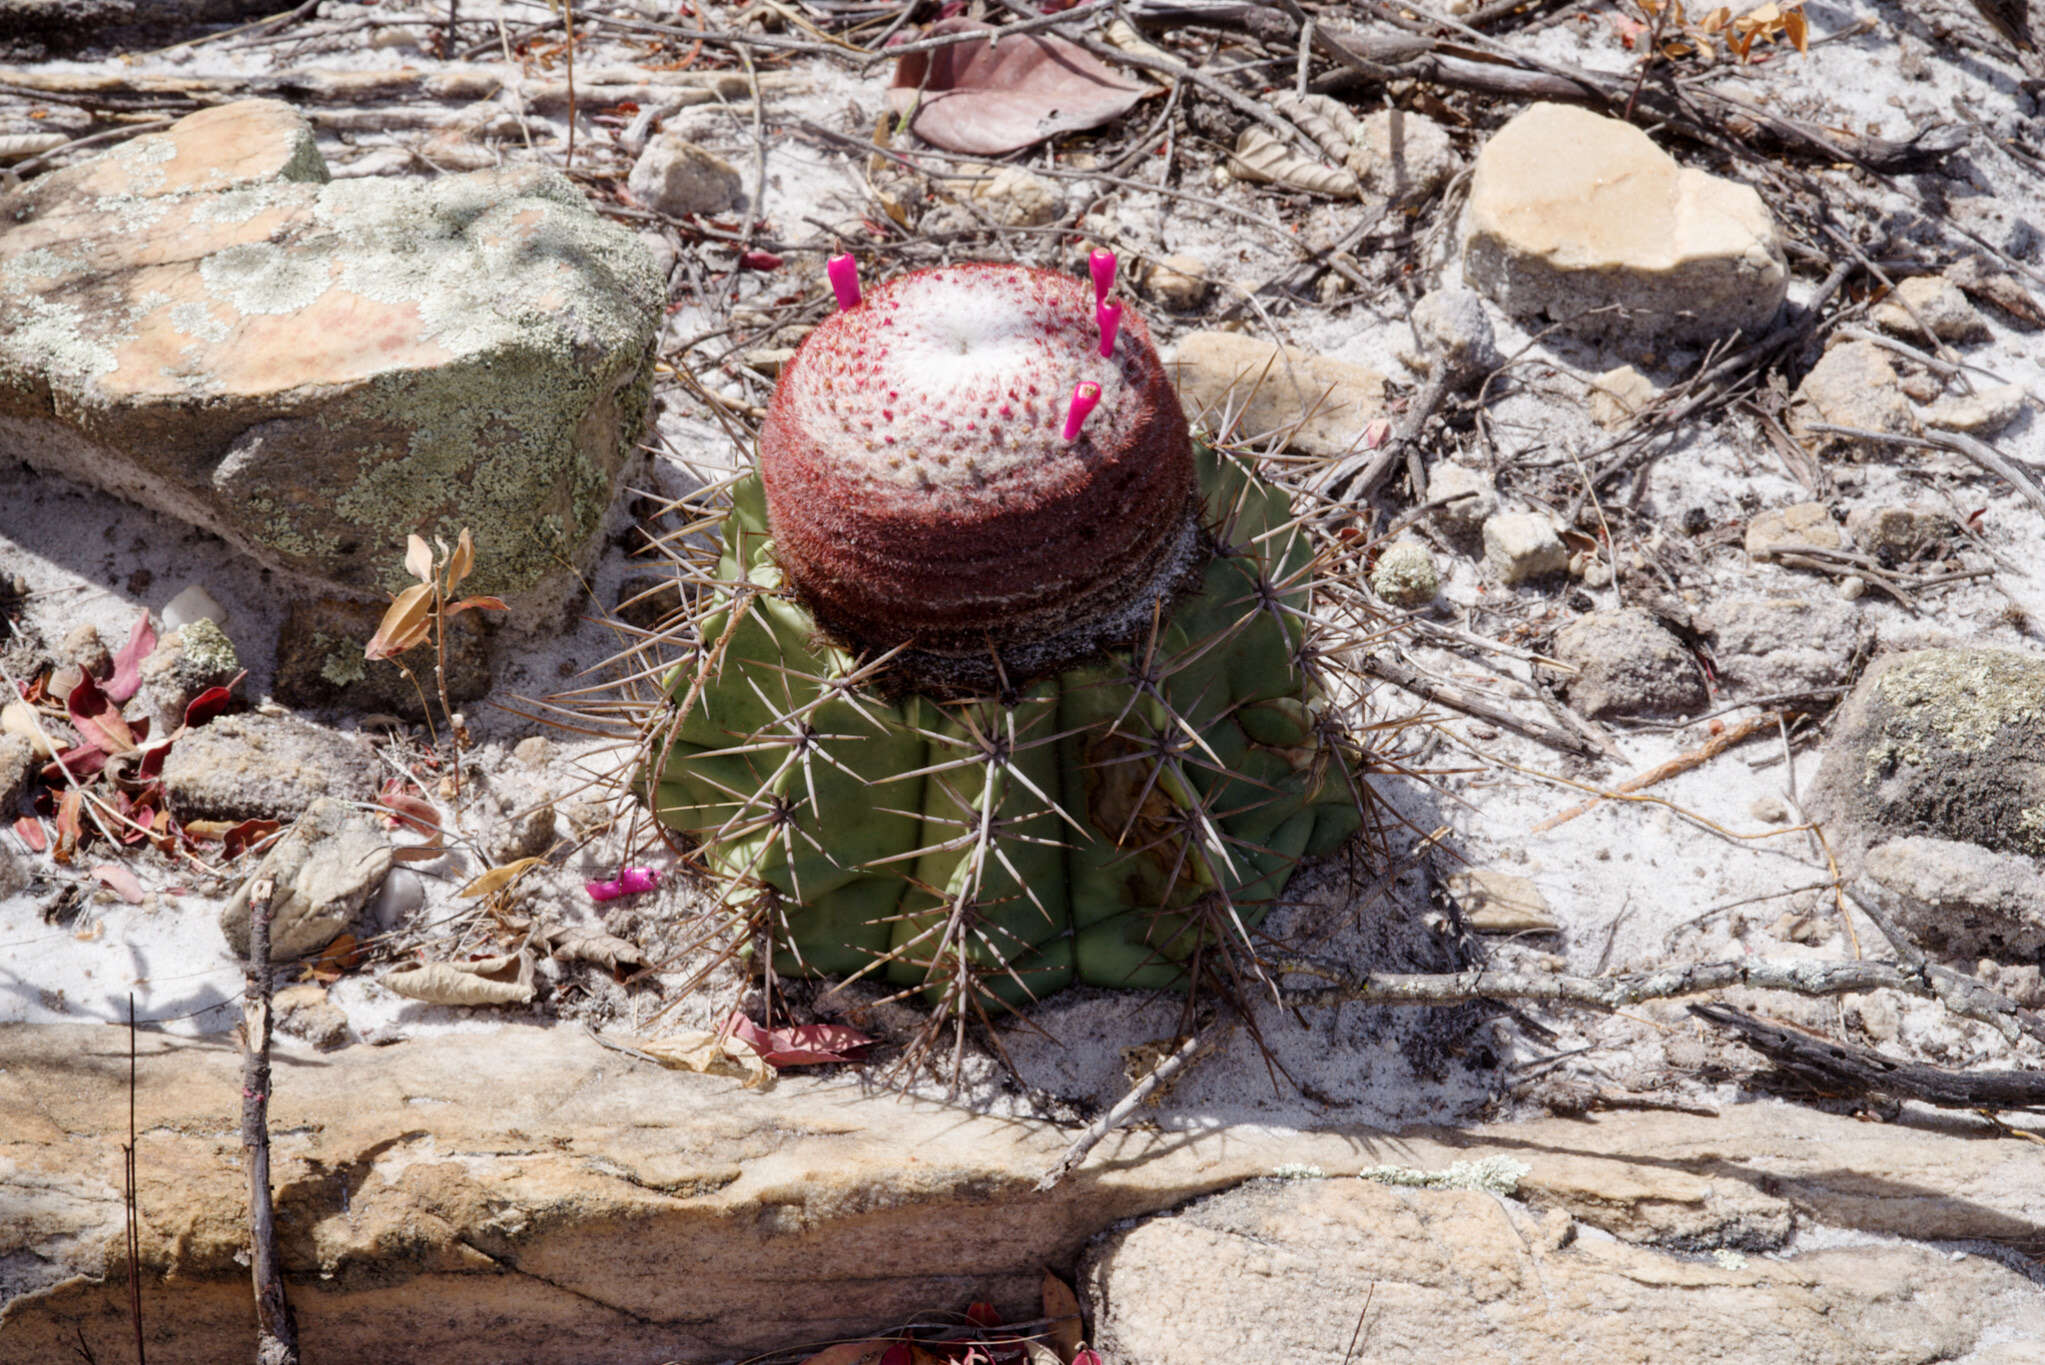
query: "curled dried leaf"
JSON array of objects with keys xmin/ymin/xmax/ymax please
[
  {"xmin": 383, "ymin": 951, "xmax": 535, "ymax": 1006},
  {"xmin": 617, "ymin": 1030, "xmax": 774, "ymax": 1089},
  {"xmin": 366, "ymin": 583, "xmax": 434, "ymax": 661},
  {"xmin": 459, "ymin": 855, "xmax": 547, "ymax": 900},
  {"xmin": 447, "ymin": 528, "xmax": 476, "ymax": 588},
  {"xmin": 404, "ymin": 534, "xmax": 435, "ymax": 585},
  {"xmin": 1228, "ymin": 127, "xmax": 1360, "ymax": 198}
]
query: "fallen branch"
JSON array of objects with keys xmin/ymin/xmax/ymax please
[
  {"xmin": 1801, "ymin": 422, "xmax": 2045, "ymax": 518},
  {"xmin": 240, "ymin": 875, "xmax": 299, "ymax": 1365},
  {"xmin": 1528, "ymin": 712, "xmax": 1782, "ymax": 834},
  {"xmin": 1693, "ymin": 1004, "xmax": 2045, "ymax": 1110},
  {"xmin": 1035, "ymin": 1025, "xmax": 1219, "ymax": 1191},
  {"xmin": 1360, "ymin": 652, "xmax": 1607, "ymax": 759}
]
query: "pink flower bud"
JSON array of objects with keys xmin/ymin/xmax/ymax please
[
  {"xmin": 827, "ymin": 253, "xmax": 862, "ymax": 310},
  {"xmin": 1088, "ymin": 248, "xmax": 1117, "ymax": 305},
  {"xmin": 1062, "ymin": 380, "xmax": 1103, "ymax": 441},
  {"xmin": 1096, "ymin": 299, "xmax": 1123, "ymax": 359},
  {"xmin": 587, "ymin": 867, "xmax": 661, "ymax": 902}
]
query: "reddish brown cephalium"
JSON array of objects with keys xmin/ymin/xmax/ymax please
[{"xmin": 758, "ymin": 261, "xmax": 1194, "ymax": 659}]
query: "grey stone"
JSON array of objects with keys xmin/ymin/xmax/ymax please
[
  {"xmin": 627, "ymin": 131, "xmax": 744, "ymax": 218},
  {"xmin": 1409, "ymin": 285, "xmax": 1498, "ymax": 384},
  {"xmin": 1702, "ymin": 595, "xmax": 1861, "ymax": 699},
  {"xmin": 1550, "ymin": 609, "xmax": 1705, "ymax": 718},
  {"xmin": 57, "ymin": 623, "xmax": 110, "ymax": 678},
  {"xmin": 1789, "ymin": 340, "xmax": 1917, "ymax": 452},
  {"xmin": 218, "ymin": 796, "xmax": 393, "ymax": 960},
  {"xmin": 1921, "ymin": 383, "xmax": 2027, "ymax": 435},
  {"xmin": 1350, "ymin": 108, "xmax": 1458, "ymax": 204},
  {"xmin": 1427, "ymin": 462, "xmax": 1498, "ymax": 540},
  {"xmin": 272, "ymin": 982, "xmax": 351, "ymax": 1050},
  {"xmin": 369, "ymin": 865, "xmax": 424, "ymax": 932},
  {"xmin": 0, "ymin": 731, "xmax": 35, "ymax": 813},
  {"xmin": 1142, "ymin": 253, "xmax": 1210, "ymax": 310},
  {"xmin": 1874, "ymin": 274, "xmax": 1992, "ymax": 343},
  {"xmin": 0, "ymin": 0, "xmax": 298, "ymax": 57},
  {"xmin": 1483, "ymin": 512, "xmax": 1567, "ymax": 583},
  {"xmin": 161, "ymin": 712, "xmax": 380, "ymax": 823},
  {"xmin": 159, "ymin": 584, "xmax": 227, "ymax": 631},
  {"xmin": 135, "ymin": 617, "xmax": 240, "ymax": 730},
  {"xmin": 480, "ymin": 789, "xmax": 557, "ymax": 866},
  {"xmin": 1461, "ymin": 103, "xmax": 1786, "ymax": 345},
  {"xmin": 1808, "ymin": 648, "xmax": 2045, "ymax": 865},
  {"xmin": 1845, "ymin": 503, "xmax": 1950, "ymax": 563},
  {"xmin": 0, "ymin": 838, "xmax": 27, "ymax": 898},
  {"xmin": 272, "ymin": 596, "xmax": 491, "ymax": 719},
  {"xmin": 513, "ymin": 736, "xmax": 555, "ymax": 770},
  {"xmin": 967, "ymin": 167, "xmax": 1063, "ymax": 227},
  {"xmin": 1861, "ymin": 836, "xmax": 2045, "ymax": 961},
  {"xmin": 0, "ymin": 101, "xmax": 664, "ymax": 624}
]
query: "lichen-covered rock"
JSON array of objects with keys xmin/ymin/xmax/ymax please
[
  {"xmin": 1550, "ymin": 609, "xmax": 1705, "ymax": 718},
  {"xmin": 1461, "ymin": 103, "xmax": 1786, "ymax": 345},
  {"xmin": 1809, "ymin": 648, "xmax": 2045, "ymax": 864},
  {"xmin": 161, "ymin": 711, "xmax": 381, "ymax": 822},
  {"xmin": 273, "ymin": 596, "xmax": 491, "ymax": 718},
  {"xmin": 1371, "ymin": 540, "xmax": 1439, "ymax": 608},
  {"xmin": 135, "ymin": 617, "xmax": 240, "ymax": 729},
  {"xmin": 0, "ymin": 99, "xmax": 664, "ymax": 624}
]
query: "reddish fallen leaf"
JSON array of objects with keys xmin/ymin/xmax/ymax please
[
  {"xmin": 586, "ymin": 866, "xmax": 660, "ymax": 902},
  {"xmin": 103, "ymin": 612, "xmax": 156, "ymax": 703},
  {"xmin": 308, "ymin": 932, "xmax": 362, "ymax": 983},
  {"xmin": 1072, "ymin": 1352, "xmax": 1102, "ymax": 1365},
  {"xmin": 721, "ymin": 1010, "xmax": 875, "ymax": 1067},
  {"xmin": 90, "ymin": 863, "xmax": 145, "ymax": 904},
  {"xmin": 224, "ymin": 817, "xmax": 282, "ymax": 861},
  {"xmin": 42, "ymin": 746, "xmax": 109, "ymax": 784},
  {"xmin": 13, "ymin": 816, "xmax": 47, "ymax": 853},
  {"xmin": 445, "ymin": 594, "xmax": 508, "ymax": 622},
  {"xmin": 181, "ymin": 670, "xmax": 247, "ymax": 728},
  {"xmin": 136, "ymin": 741, "xmax": 171, "ymax": 781},
  {"xmin": 887, "ymin": 19, "xmax": 1155, "ymax": 156},
  {"xmin": 66, "ymin": 671, "xmax": 135, "ymax": 756},
  {"xmin": 965, "ymin": 1303, "xmax": 1002, "ymax": 1330},
  {"xmin": 738, "ymin": 249, "xmax": 785, "ymax": 271}
]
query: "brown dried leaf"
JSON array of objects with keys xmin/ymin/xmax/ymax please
[
  {"xmin": 618, "ymin": 1030, "xmax": 774, "ymax": 1089},
  {"xmin": 886, "ymin": 18, "xmax": 1156, "ymax": 156},
  {"xmin": 447, "ymin": 528, "xmax": 476, "ymax": 589},
  {"xmin": 1229, "ymin": 127, "xmax": 1361, "ymax": 198},
  {"xmin": 404, "ymin": 534, "xmax": 435, "ymax": 584},
  {"xmin": 365, "ymin": 583, "xmax": 434, "ymax": 662},
  {"xmin": 1041, "ymin": 1269, "xmax": 1085, "ymax": 1360},
  {"xmin": 545, "ymin": 926, "xmax": 647, "ymax": 972},
  {"xmin": 459, "ymin": 855, "xmax": 547, "ymax": 900},
  {"xmin": 382, "ymin": 951, "xmax": 535, "ymax": 1006}
]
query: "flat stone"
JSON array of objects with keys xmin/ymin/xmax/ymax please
[
  {"xmin": 1701, "ymin": 595, "xmax": 1861, "ymax": 700},
  {"xmin": 1445, "ymin": 868, "xmax": 1557, "ymax": 934},
  {"xmin": 218, "ymin": 796, "xmax": 394, "ymax": 959},
  {"xmin": 1588, "ymin": 364, "xmax": 1657, "ymax": 428},
  {"xmin": 0, "ymin": 100, "xmax": 664, "ymax": 624},
  {"xmin": 1845, "ymin": 503, "xmax": 1950, "ymax": 563},
  {"xmin": 1084, "ymin": 1178, "xmax": 2042, "ymax": 1364},
  {"xmin": 1875, "ymin": 274, "xmax": 1993, "ymax": 343},
  {"xmin": 1483, "ymin": 511, "xmax": 1567, "ymax": 584},
  {"xmin": 6, "ymin": 1025, "xmax": 2044, "ymax": 1364},
  {"xmin": 1142, "ymin": 253, "xmax": 1211, "ymax": 310},
  {"xmin": 160, "ymin": 711, "xmax": 380, "ymax": 823},
  {"xmin": 1921, "ymin": 383, "xmax": 2027, "ymax": 435},
  {"xmin": 1808, "ymin": 648, "xmax": 2045, "ymax": 865},
  {"xmin": 1745, "ymin": 501, "xmax": 1842, "ymax": 561},
  {"xmin": 1789, "ymin": 340, "xmax": 1917, "ymax": 451},
  {"xmin": 1426, "ymin": 462, "xmax": 1498, "ymax": 540},
  {"xmin": 626, "ymin": 131, "xmax": 743, "ymax": 218},
  {"xmin": 272, "ymin": 596, "xmax": 491, "ymax": 719},
  {"xmin": 1550, "ymin": 608, "xmax": 1705, "ymax": 718},
  {"xmin": 1861, "ymin": 836, "xmax": 2045, "ymax": 961},
  {"xmin": 1168, "ymin": 332, "xmax": 1386, "ymax": 457},
  {"xmin": 1461, "ymin": 103, "xmax": 1786, "ymax": 345}
]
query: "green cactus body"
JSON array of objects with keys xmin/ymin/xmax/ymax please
[{"xmin": 646, "ymin": 441, "xmax": 1363, "ymax": 1007}]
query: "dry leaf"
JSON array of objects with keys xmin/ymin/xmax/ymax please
[
  {"xmin": 619, "ymin": 1030, "xmax": 775, "ymax": 1089},
  {"xmin": 546, "ymin": 926, "xmax": 647, "ymax": 972},
  {"xmin": 887, "ymin": 18, "xmax": 1156, "ymax": 156},
  {"xmin": 721, "ymin": 1011, "xmax": 875, "ymax": 1067},
  {"xmin": 365, "ymin": 583, "xmax": 434, "ymax": 661},
  {"xmin": 404, "ymin": 533, "xmax": 435, "ymax": 584},
  {"xmin": 103, "ymin": 613, "xmax": 156, "ymax": 704},
  {"xmin": 90, "ymin": 863, "xmax": 145, "ymax": 904},
  {"xmin": 1229, "ymin": 127, "xmax": 1360, "ymax": 198},
  {"xmin": 383, "ymin": 950, "xmax": 536, "ymax": 1006},
  {"xmin": 447, "ymin": 528, "xmax": 476, "ymax": 588},
  {"xmin": 1273, "ymin": 92, "xmax": 1367, "ymax": 173},
  {"xmin": 459, "ymin": 856, "xmax": 547, "ymax": 900},
  {"xmin": 1041, "ymin": 1269, "xmax": 1085, "ymax": 1361}
]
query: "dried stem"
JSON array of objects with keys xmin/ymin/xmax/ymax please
[{"xmin": 239, "ymin": 875, "xmax": 299, "ymax": 1365}]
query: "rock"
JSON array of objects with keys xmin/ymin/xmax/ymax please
[
  {"xmin": 134, "ymin": 617, "xmax": 240, "ymax": 729},
  {"xmin": 626, "ymin": 130, "xmax": 743, "ymax": 218},
  {"xmin": 1426, "ymin": 462, "xmax": 1498, "ymax": 540},
  {"xmin": 1788, "ymin": 340, "xmax": 1917, "ymax": 451},
  {"xmin": 1587, "ymin": 364, "xmax": 1657, "ymax": 428},
  {"xmin": 1168, "ymin": 332, "xmax": 1387, "ymax": 458},
  {"xmin": 0, "ymin": 0, "xmax": 299, "ymax": 57},
  {"xmin": 369, "ymin": 865, "xmax": 424, "ymax": 932},
  {"xmin": 1083, "ymin": 1178, "xmax": 2043, "ymax": 1365},
  {"xmin": 1845, "ymin": 503, "xmax": 1950, "ymax": 563},
  {"xmin": 0, "ymin": 731, "xmax": 35, "ymax": 812},
  {"xmin": 1808, "ymin": 648, "xmax": 2045, "ymax": 863},
  {"xmin": 1142, "ymin": 253, "xmax": 1210, "ymax": 310},
  {"xmin": 0, "ymin": 100, "xmax": 664, "ymax": 624},
  {"xmin": 1550, "ymin": 609, "xmax": 1705, "ymax": 718},
  {"xmin": 273, "ymin": 597, "xmax": 491, "ymax": 719},
  {"xmin": 218, "ymin": 796, "xmax": 394, "ymax": 959},
  {"xmin": 1483, "ymin": 512, "xmax": 1567, "ymax": 584},
  {"xmin": 1837, "ymin": 575, "xmax": 1867, "ymax": 601},
  {"xmin": 1701, "ymin": 596, "xmax": 1861, "ymax": 700},
  {"xmin": 1444, "ymin": 868, "xmax": 1557, "ymax": 934},
  {"xmin": 1460, "ymin": 103, "xmax": 1786, "ymax": 345},
  {"xmin": 1407, "ymin": 285, "xmax": 1499, "ymax": 384},
  {"xmin": 57, "ymin": 623, "xmax": 110, "ymax": 678},
  {"xmin": 1921, "ymin": 383, "xmax": 2027, "ymax": 435},
  {"xmin": 161, "ymin": 712, "xmax": 380, "ymax": 823},
  {"xmin": 513, "ymin": 735, "xmax": 555, "ymax": 769},
  {"xmin": 1371, "ymin": 540, "xmax": 1439, "ymax": 608},
  {"xmin": 1745, "ymin": 501, "xmax": 1842, "ymax": 561},
  {"xmin": 7, "ymin": 1025, "xmax": 2045, "ymax": 1364},
  {"xmin": 273, "ymin": 983, "xmax": 351, "ymax": 1050},
  {"xmin": 159, "ymin": 583, "xmax": 227, "ymax": 630},
  {"xmin": 1860, "ymin": 836, "xmax": 2045, "ymax": 961},
  {"xmin": 1750, "ymin": 794, "xmax": 1791, "ymax": 824},
  {"xmin": 0, "ymin": 838, "xmax": 27, "ymax": 898},
  {"xmin": 1350, "ymin": 108, "xmax": 1458, "ymax": 204},
  {"xmin": 480, "ymin": 788, "xmax": 557, "ymax": 866},
  {"xmin": 1874, "ymin": 274, "xmax": 1992, "ymax": 343},
  {"xmin": 968, "ymin": 166, "xmax": 1062, "ymax": 227}
]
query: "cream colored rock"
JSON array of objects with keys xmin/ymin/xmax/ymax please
[
  {"xmin": 5, "ymin": 1026, "xmax": 2045, "ymax": 1364},
  {"xmin": 1746, "ymin": 501, "xmax": 1842, "ymax": 561},
  {"xmin": 0, "ymin": 100, "xmax": 664, "ymax": 623},
  {"xmin": 1588, "ymin": 364, "xmax": 1657, "ymax": 428},
  {"xmin": 968, "ymin": 166, "xmax": 1063, "ymax": 227},
  {"xmin": 1445, "ymin": 868, "xmax": 1558, "ymax": 934},
  {"xmin": 1484, "ymin": 511, "xmax": 1567, "ymax": 583},
  {"xmin": 1168, "ymin": 332, "xmax": 1387, "ymax": 457},
  {"xmin": 1790, "ymin": 339, "xmax": 1917, "ymax": 450},
  {"xmin": 1084, "ymin": 1179, "xmax": 2045, "ymax": 1364},
  {"xmin": 626, "ymin": 131, "xmax": 743, "ymax": 217},
  {"xmin": 1142, "ymin": 253, "xmax": 1211, "ymax": 310},
  {"xmin": 1875, "ymin": 274, "xmax": 1992, "ymax": 343},
  {"xmin": 1922, "ymin": 382, "xmax": 2027, "ymax": 435},
  {"xmin": 1462, "ymin": 103, "xmax": 1786, "ymax": 344},
  {"xmin": 1371, "ymin": 540, "xmax": 1439, "ymax": 608}
]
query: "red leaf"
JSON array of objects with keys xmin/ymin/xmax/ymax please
[
  {"xmin": 224, "ymin": 817, "xmax": 282, "ymax": 861},
  {"xmin": 104, "ymin": 612, "xmax": 156, "ymax": 704},
  {"xmin": 13, "ymin": 816, "xmax": 47, "ymax": 853},
  {"xmin": 739, "ymin": 250, "xmax": 784, "ymax": 271},
  {"xmin": 136, "ymin": 742, "xmax": 171, "ymax": 781},
  {"xmin": 90, "ymin": 863, "xmax": 145, "ymax": 904},
  {"xmin": 43, "ymin": 745, "xmax": 109, "ymax": 783},
  {"xmin": 444, "ymin": 595, "xmax": 508, "ymax": 620},
  {"xmin": 66, "ymin": 671, "xmax": 135, "ymax": 755},
  {"xmin": 964, "ymin": 1303, "xmax": 1002, "ymax": 1329},
  {"xmin": 182, "ymin": 670, "xmax": 246, "ymax": 729},
  {"xmin": 721, "ymin": 1011, "xmax": 875, "ymax": 1067},
  {"xmin": 887, "ymin": 19, "xmax": 1155, "ymax": 155}
]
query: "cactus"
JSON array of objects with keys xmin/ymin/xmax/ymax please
[{"xmin": 626, "ymin": 260, "xmax": 1381, "ymax": 1031}]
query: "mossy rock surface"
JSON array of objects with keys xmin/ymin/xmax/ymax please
[{"xmin": 646, "ymin": 445, "xmax": 1364, "ymax": 1006}]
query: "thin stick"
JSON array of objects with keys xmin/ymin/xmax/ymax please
[
  {"xmin": 1360, "ymin": 653, "xmax": 1605, "ymax": 759},
  {"xmin": 1035, "ymin": 1027, "xmax": 1215, "ymax": 1190},
  {"xmin": 240, "ymin": 875, "xmax": 300, "ymax": 1365},
  {"xmin": 126, "ymin": 993, "xmax": 145, "ymax": 1365},
  {"xmin": 562, "ymin": 0, "xmax": 576, "ymax": 171}
]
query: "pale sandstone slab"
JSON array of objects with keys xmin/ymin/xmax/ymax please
[
  {"xmin": 1462, "ymin": 102, "xmax": 1786, "ymax": 344},
  {"xmin": 0, "ymin": 100, "xmax": 663, "ymax": 623},
  {"xmin": 1168, "ymin": 331, "xmax": 1386, "ymax": 458}
]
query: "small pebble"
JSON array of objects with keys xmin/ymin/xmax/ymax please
[
  {"xmin": 1749, "ymin": 795, "xmax": 1791, "ymax": 824},
  {"xmin": 369, "ymin": 867, "xmax": 424, "ymax": 931},
  {"xmin": 162, "ymin": 584, "xmax": 227, "ymax": 630},
  {"xmin": 1837, "ymin": 575, "xmax": 1867, "ymax": 601},
  {"xmin": 513, "ymin": 736, "xmax": 556, "ymax": 770}
]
